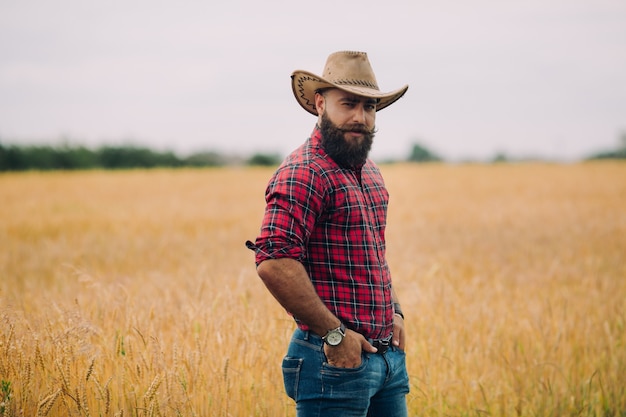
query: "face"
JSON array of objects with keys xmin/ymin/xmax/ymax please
[{"xmin": 315, "ymin": 89, "xmax": 378, "ymax": 168}]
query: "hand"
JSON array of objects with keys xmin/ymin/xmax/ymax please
[
  {"xmin": 392, "ymin": 314, "xmax": 406, "ymax": 351},
  {"xmin": 323, "ymin": 329, "xmax": 377, "ymax": 368}
]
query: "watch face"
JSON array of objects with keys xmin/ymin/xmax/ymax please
[{"xmin": 326, "ymin": 330, "xmax": 343, "ymax": 346}]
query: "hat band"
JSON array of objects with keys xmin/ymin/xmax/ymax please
[{"xmin": 332, "ymin": 78, "xmax": 379, "ymax": 90}]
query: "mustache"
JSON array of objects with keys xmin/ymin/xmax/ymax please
[{"xmin": 338, "ymin": 124, "xmax": 378, "ymax": 135}]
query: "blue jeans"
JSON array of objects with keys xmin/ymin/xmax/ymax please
[{"xmin": 282, "ymin": 328, "xmax": 410, "ymax": 417}]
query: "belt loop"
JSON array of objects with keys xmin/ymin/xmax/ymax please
[{"xmin": 303, "ymin": 330, "xmax": 310, "ymax": 341}]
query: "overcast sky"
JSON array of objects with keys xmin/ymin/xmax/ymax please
[{"xmin": 1, "ymin": 0, "xmax": 625, "ymax": 161}]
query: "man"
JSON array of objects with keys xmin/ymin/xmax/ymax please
[{"xmin": 246, "ymin": 50, "xmax": 410, "ymax": 416}]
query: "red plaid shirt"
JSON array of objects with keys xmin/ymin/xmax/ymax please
[{"xmin": 248, "ymin": 126, "xmax": 394, "ymax": 340}]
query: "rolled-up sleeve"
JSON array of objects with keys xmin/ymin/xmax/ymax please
[{"xmin": 251, "ymin": 163, "xmax": 325, "ymax": 265}]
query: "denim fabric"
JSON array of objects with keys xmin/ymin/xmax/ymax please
[{"xmin": 282, "ymin": 328, "xmax": 410, "ymax": 417}]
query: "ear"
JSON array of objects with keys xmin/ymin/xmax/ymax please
[{"xmin": 314, "ymin": 92, "xmax": 325, "ymax": 115}]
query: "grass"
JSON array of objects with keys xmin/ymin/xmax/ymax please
[{"xmin": 1, "ymin": 162, "xmax": 625, "ymax": 416}]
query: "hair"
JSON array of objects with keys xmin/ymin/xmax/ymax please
[
  {"xmin": 315, "ymin": 88, "xmax": 381, "ymax": 105},
  {"xmin": 314, "ymin": 88, "xmax": 331, "ymax": 96}
]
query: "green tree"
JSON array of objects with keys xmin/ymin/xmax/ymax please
[
  {"xmin": 96, "ymin": 146, "xmax": 183, "ymax": 168},
  {"xmin": 407, "ymin": 142, "xmax": 441, "ymax": 163},
  {"xmin": 586, "ymin": 132, "xmax": 626, "ymax": 160},
  {"xmin": 247, "ymin": 153, "xmax": 282, "ymax": 166}
]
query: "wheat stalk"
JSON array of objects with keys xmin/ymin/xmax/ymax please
[{"xmin": 37, "ymin": 388, "xmax": 61, "ymax": 416}]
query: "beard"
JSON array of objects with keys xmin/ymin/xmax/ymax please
[{"xmin": 319, "ymin": 112, "xmax": 375, "ymax": 169}]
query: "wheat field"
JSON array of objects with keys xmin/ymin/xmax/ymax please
[{"xmin": 1, "ymin": 162, "xmax": 625, "ymax": 416}]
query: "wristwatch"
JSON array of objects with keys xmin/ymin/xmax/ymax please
[{"xmin": 322, "ymin": 323, "xmax": 346, "ymax": 346}]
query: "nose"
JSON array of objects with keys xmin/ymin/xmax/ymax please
[{"xmin": 351, "ymin": 103, "xmax": 367, "ymax": 124}]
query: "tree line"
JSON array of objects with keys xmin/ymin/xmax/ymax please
[
  {"xmin": 1, "ymin": 138, "xmax": 624, "ymax": 171},
  {"xmin": 0, "ymin": 143, "xmax": 283, "ymax": 171},
  {"xmin": 0, "ymin": 142, "xmax": 435, "ymax": 171}
]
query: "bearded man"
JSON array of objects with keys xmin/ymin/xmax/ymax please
[{"xmin": 246, "ymin": 50, "xmax": 410, "ymax": 417}]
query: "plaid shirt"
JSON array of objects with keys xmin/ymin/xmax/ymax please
[{"xmin": 248, "ymin": 126, "xmax": 394, "ymax": 340}]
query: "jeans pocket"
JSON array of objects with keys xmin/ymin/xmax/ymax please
[{"xmin": 282, "ymin": 356, "xmax": 303, "ymax": 400}]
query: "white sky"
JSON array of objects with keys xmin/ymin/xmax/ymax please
[{"xmin": 1, "ymin": 0, "xmax": 625, "ymax": 161}]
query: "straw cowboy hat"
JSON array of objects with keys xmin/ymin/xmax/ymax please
[{"xmin": 291, "ymin": 50, "xmax": 409, "ymax": 116}]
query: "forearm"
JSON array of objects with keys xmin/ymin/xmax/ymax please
[
  {"xmin": 256, "ymin": 257, "xmax": 341, "ymax": 337},
  {"xmin": 391, "ymin": 286, "xmax": 404, "ymax": 317},
  {"xmin": 390, "ymin": 285, "xmax": 406, "ymax": 349},
  {"xmin": 391, "ymin": 286, "xmax": 400, "ymax": 304}
]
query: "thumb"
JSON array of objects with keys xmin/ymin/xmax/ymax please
[{"xmin": 361, "ymin": 339, "xmax": 378, "ymax": 353}]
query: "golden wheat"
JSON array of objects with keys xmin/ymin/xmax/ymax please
[{"xmin": 1, "ymin": 163, "xmax": 624, "ymax": 416}]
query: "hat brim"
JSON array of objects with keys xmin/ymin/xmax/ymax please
[{"xmin": 291, "ymin": 70, "xmax": 409, "ymax": 116}]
